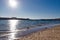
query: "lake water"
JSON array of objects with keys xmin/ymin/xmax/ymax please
[{"xmin": 0, "ymin": 19, "xmax": 60, "ymax": 40}]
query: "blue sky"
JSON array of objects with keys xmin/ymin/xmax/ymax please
[{"xmin": 0, "ymin": 0, "xmax": 60, "ymax": 19}]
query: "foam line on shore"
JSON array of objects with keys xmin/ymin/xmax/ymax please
[
  {"xmin": 0, "ymin": 23, "xmax": 60, "ymax": 38},
  {"xmin": 16, "ymin": 23, "xmax": 60, "ymax": 37}
]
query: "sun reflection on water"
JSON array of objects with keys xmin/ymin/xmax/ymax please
[{"xmin": 9, "ymin": 20, "xmax": 18, "ymax": 40}]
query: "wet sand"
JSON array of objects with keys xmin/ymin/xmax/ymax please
[{"xmin": 17, "ymin": 25, "xmax": 60, "ymax": 40}]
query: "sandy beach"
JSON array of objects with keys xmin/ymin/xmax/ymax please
[{"xmin": 15, "ymin": 25, "xmax": 60, "ymax": 40}]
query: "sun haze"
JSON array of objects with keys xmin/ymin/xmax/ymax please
[{"xmin": 8, "ymin": 0, "xmax": 18, "ymax": 8}]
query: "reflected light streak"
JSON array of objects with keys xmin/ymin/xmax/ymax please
[{"xmin": 9, "ymin": 20, "xmax": 18, "ymax": 40}]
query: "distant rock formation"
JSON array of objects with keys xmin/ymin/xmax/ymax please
[
  {"xmin": 0, "ymin": 17, "xmax": 60, "ymax": 21},
  {"xmin": 0, "ymin": 17, "xmax": 30, "ymax": 20}
]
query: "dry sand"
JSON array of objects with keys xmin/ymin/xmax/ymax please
[{"xmin": 16, "ymin": 25, "xmax": 60, "ymax": 40}]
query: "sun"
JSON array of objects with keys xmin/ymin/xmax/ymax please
[{"xmin": 9, "ymin": 0, "xmax": 17, "ymax": 8}]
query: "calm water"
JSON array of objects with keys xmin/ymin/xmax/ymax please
[{"xmin": 0, "ymin": 19, "xmax": 60, "ymax": 40}]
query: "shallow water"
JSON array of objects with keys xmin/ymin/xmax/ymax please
[{"xmin": 0, "ymin": 20, "xmax": 60, "ymax": 40}]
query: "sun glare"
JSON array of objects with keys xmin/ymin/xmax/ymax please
[
  {"xmin": 9, "ymin": 0, "xmax": 18, "ymax": 8},
  {"xmin": 9, "ymin": 20, "xmax": 18, "ymax": 40},
  {"xmin": 9, "ymin": 20, "xmax": 18, "ymax": 31}
]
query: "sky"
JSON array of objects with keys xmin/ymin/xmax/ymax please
[{"xmin": 0, "ymin": 0, "xmax": 60, "ymax": 19}]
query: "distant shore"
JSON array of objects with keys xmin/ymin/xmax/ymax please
[{"xmin": 0, "ymin": 17, "xmax": 60, "ymax": 21}]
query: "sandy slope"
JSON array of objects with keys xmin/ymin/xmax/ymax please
[{"xmin": 16, "ymin": 25, "xmax": 60, "ymax": 40}]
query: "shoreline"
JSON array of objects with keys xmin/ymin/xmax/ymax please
[
  {"xmin": 0, "ymin": 24, "xmax": 60, "ymax": 40},
  {"xmin": 17, "ymin": 25, "xmax": 60, "ymax": 40}
]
